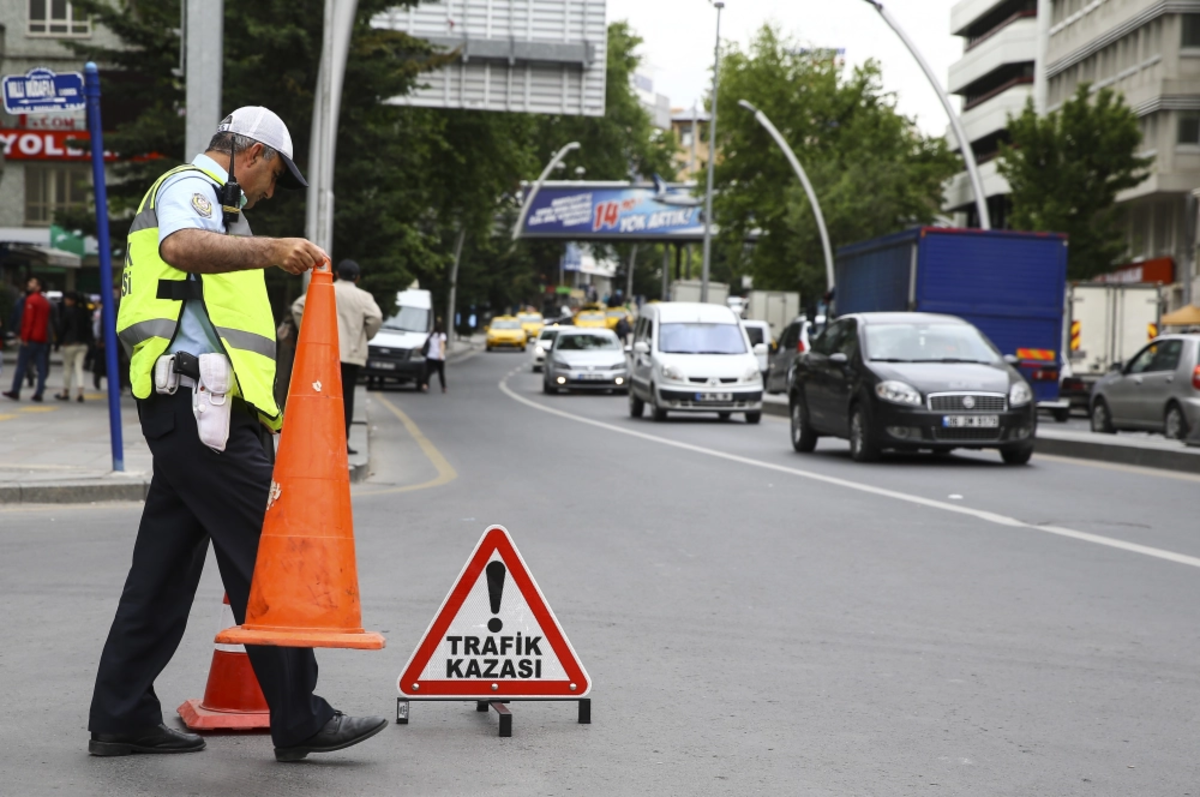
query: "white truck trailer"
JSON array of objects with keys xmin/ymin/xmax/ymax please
[
  {"xmin": 1061, "ymin": 282, "xmax": 1165, "ymax": 409},
  {"xmin": 670, "ymin": 279, "xmax": 729, "ymax": 306},
  {"xmin": 744, "ymin": 290, "xmax": 801, "ymax": 343}
]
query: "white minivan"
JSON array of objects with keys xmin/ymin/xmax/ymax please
[
  {"xmin": 364, "ymin": 288, "xmax": 433, "ymax": 388},
  {"xmin": 629, "ymin": 302, "xmax": 767, "ymax": 423}
]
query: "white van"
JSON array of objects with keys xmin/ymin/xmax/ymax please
[
  {"xmin": 629, "ymin": 302, "xmax": 766, "ymax": 423},
  {"xmin": 364, "ymin": 289, "xmax": 433, "ymax": 388}
]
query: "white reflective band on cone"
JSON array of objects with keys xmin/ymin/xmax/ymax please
[{"xmin": 214, "ymin": 596, "xmax": 247, "ymax": 654}]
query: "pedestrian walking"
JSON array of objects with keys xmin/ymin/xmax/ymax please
[
  {"xmin": 291, "ymin": 258, "xmax": 381, "ymax": 453},
  {"xmin": 88, "ymin": 107, "xmax": 386, "ymax": 762},
  {"xmin": 422, "ymin": 319, "xmax": 448, "ymax": 393},
  {"xmin": 2, "ymin": 277, "xmax": 51, "ymax": 401},
  {"xmin": 54, "ymin": 291, "xmax": 94, "ymax": 402},
  {"xmin": 614, "ymin": 313, "xmax": 632, "ymax": 346}
]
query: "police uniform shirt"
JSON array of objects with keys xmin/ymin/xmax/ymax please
[{"xmin": 159, "ymin": 154, "xmax": 246, "ymax": 357}]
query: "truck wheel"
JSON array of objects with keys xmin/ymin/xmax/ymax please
[
  {"xmin": 1090, "ymin": 399, "xmax": 1116, "ymax": 434},
  {"xmin": 744, "ymin": 411, "xmax": 762, "ymax": 424},
  {"xmin": 1165, "ymin": 403, "xmax": 1188, "ymax": 440},
  {"xmin": 1052, "ymin": 407, "xmax": 1070, "ymax": 423},
  {"xmin": 790, "ymin": 397, "xmax": 818, "ymax": 453},
  {"xmin": 629, "ymin": 390, "xmax": 645, "ymax": 418},
  {"xmin": 1000, "ymin": 444, "xmax": 1034, "ymax": 465},
  {"xmin": 849, "ymin": 405, "xmax": 881, "ymax": 463}
]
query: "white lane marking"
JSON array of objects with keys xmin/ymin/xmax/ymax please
[{"xmin": 499, "ymin": 374, "xmax": 1200, "ymax": 571}]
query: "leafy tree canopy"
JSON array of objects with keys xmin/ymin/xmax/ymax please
[
  {"xmin": 711, "ymin": 25, "xmax": 959, "ymax": 301},
  {"xmin": 998, "ymin": 83, "xmax": 1152, "ymax": 280}
]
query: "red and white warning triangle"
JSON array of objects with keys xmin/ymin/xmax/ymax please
[{"xmin": 398, "ymin": 525, "xmax": 591, "ymax": 699}]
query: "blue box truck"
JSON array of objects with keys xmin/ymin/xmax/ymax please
[{"xmin": 834, "ymin": 227, "xmax": 1070, "ymax": 416}]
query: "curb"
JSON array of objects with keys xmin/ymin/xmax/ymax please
[
  {"xmin": 762, "ymin": 398, "xmax": 1200, "ymax": 474},
  {"xmin": 0, "ymin": 478, "xmax": 150, "ymax": 505}
]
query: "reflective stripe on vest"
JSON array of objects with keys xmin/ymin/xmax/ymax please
[{"xmin": 116, "ymin": 164, "xmax": 282, "ymax": 429}]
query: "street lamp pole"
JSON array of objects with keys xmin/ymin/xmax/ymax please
[
  {"xmin": 738, "ymin": 100, "xmax": 835, "ymax": 292},
  {"xmin": 512, "ymin": 141, "xmax": 581, "ymax": 241},
  {"xmin": 699, "ymin": 0, "xmax": 724, "ymax": 303},
  {"xmin": 862, "ymin": 0, "xmax": 991, "ymax": 230}
]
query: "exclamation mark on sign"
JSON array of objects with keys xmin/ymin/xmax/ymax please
[{"xmin": 486, "ymin": 561, "xmax": 506, "ymax": 633}]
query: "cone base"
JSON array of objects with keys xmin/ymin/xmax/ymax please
[
  {"xmin": 216, "ymin": 625, "xmax": 386, "ymax": 650},
  {"xmin": 177, "ymin": 699, "xmax": 270, "ymax": 731}
]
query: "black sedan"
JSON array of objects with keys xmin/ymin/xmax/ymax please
[{"xmin": 786, "ymin": 313, "xmax": 1037, "ymax": 465}]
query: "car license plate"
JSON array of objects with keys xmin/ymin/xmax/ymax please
[
  {"xmin": 576, "ymin": 373, "xmax": 607, "ymax": 380},
  {"xmin": 369, "ymin": 360, "xmax": 396, "ymax": 370},
  {"xmin": 696, "ymin": 392, "xmax": 733, "ymax": 402},
  {"xmin": 943, "ymin": 415, "xmax": 999, "ymax": 428}
]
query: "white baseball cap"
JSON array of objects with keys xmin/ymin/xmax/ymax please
[{"xmin": 216, "ymin": 106, "xmax": 306, "ymax": 189}]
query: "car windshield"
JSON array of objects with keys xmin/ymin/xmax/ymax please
[
  {"xmin": 659, "ymin": 323, "xmax": 747, "ymax": 354},
  {"xmin": 863, "ymin": 322, "xmax": 1001, "ymax": 363},
  {"xmin": 382, "ymin": 306, "xmax": 430, "ymax": 333},
  {"xmin": 607, "ymin": 310, "xmax": 626, "ymax": 317},
  {"xmin": 578, "ymin": 313, "xmax": 604, "ymax": 322},
  {"xmin": 556, "ymin": 334, "xmax": 620, "ymax": 351},
  {"xmin": 744, "ymin": 326, "xmax": 765, "ymax": 346},
  {"xmin": 492, "ymin": 319, "xmax": 520, "ymax": 330},
  {"xmin": 518, "ymin": 314, "xmax": 541, "ymax": 324}
]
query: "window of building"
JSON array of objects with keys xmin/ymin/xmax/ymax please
[
  {"xmin": 680, "ymin": 130, "xmax": 693, "ymax": 147},
  {"xmin": 1184, "ymin": 15, "xmax": 1200, "ymax": 48},
  {"xmin": 25, "ymin": 164, "xmax": 90, "ymax": 226},
  {"xmin": 27, "ymin": 0, "xmax": 90, "ymax": 37},
  {"xmin": 1178, "ymin": 113, "xmax": 1200, "ymax": 145}
]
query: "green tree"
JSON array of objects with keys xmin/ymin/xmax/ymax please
[
  {"xmin": 998, "ymin": 83, "xmax": 1152, "ymax": 280},
  {"xmin": 711, "ymin": 25, "xmax": 958, "ymax": 300}
]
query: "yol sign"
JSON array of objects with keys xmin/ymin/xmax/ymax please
[
  {"xmin": 398, "ymin": 526, "xmax": 590, "ymax": 700},
  {"xmin": 2, "ymin": 68, "xmax": 85, "ymax": 115}
]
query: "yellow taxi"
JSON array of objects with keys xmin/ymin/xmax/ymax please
[
  {"xmin": 574, "ymin": 310, "xmax": 608, "ymax": 329},
  {"xmin": 486, "ymin": 316, "xmax": 528, "ymax": 351},
  {"xmin": 605, "ymin": 307, "xmax": 633, "ymax": 330},
  {"xmin": 517, "ymin": 311, "xmax": 545, "ymax": 342}
]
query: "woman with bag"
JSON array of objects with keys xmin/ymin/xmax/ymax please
[{"xmin": 421, "ymin": 319, "xmax": 448, "ymax": 393}]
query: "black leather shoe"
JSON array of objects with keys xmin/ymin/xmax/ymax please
[
  {"xmin": 274, "ymin": 712, "xmax": 387, "ymax": 762},
  {"xmin": 89, "ymin": 724, "xmax": 205, "ymax": 756}
]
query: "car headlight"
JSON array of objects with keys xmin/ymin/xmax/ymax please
[
  {"xmin": 742, "ymin": 366, "xmax": 762, "ymax": 383},
  {"xmin": 410, "ymin": 347, "xmax": 424, "ymax": 359},
  {"xmin": 535, "ymin": 345, "xmax": 545, "ymax": 355},
  {"xmin": 875, "ymin": 380, "xmax": 922, "ymax": 406},
  {"xmin": 1009, "ymin": 381, "xmax": 1033, "ymax": 407},
  {"xmin": 661, "ymin": 364, "xmax": 686, "ymax": 381}
]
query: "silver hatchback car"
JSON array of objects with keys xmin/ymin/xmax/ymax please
[{"xmin": 1090, "ymin": 334, "xmax": 1200, "ymax": 438}]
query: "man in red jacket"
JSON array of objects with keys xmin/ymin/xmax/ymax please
[{"xmin": 3, "ymin": 277, "xmax": 51, "ymax": 402}]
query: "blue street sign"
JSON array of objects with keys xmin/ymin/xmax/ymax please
[{"xmin": 2, "ymin": 68, "xmax": 85, "ymax": 115}]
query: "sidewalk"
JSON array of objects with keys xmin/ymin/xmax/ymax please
[
  {"xmin": 0, "ymin": 335, "xmax": 484, "ymax": 504},
  {"xmin": 761, "ymin": 393, "xmax": 1200, "ymax": 473}
]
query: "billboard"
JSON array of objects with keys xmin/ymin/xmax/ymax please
[
  {"xmin": 521, "ymin": 182, "xmax": 707, "ymax": 241},
  {"xmin": 372, "ymin": 0, "xmax": 606, "ymax": 117}
]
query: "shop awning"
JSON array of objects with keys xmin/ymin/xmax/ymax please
[{"xmin": 1160, "ymin": 304, "xmax": 1200, "ymax": 326}]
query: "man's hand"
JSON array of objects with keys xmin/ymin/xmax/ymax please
[{"xmin": 272, "ymin": 239, "xmax": 328, "ymax": 275}]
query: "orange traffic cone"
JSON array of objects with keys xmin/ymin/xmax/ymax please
[
  {"xmin": 216, "ymin": 259, "xmax": 385, "ymax": 650},
  {"xmin": 178, "ymin": 594, "xmax": 271, "ymax": 730}
]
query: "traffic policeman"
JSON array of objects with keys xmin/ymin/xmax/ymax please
[{"xmin": 88, "ymin": 107, "xmax": 387, "ymax": 761}]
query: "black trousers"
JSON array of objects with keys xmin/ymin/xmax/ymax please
[
  {"xmin": 424, "ymin": 358, "xmax": 445, "ymax": 389},
  {"xmin": 340, "ymin": 362, "xmax": 359, "ymax": 439},
  {"xmin": 88, "ymin": 390, "xmax": 334, "ymax": 747}
]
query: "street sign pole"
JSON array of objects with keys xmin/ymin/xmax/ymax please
[{"xmin": 83, "ymin": 62, "xmax": 124, "ymax": 472}]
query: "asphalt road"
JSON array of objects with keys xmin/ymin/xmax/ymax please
[{"xmin": 2, "ymin": 348, "xmax": 1198, "ymax": 795}]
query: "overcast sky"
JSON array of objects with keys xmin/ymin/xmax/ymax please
[{"xmin": 605, "ymin": 0, "xmax": 963, "ymax": 137}]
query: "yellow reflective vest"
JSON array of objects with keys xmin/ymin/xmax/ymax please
[{"xmin": 117, "ymin": 164, "xmax": 282, "ymax": 430}]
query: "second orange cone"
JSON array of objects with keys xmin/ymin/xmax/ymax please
[{"xmin": 216, "ymin": 259, "xmax": 384, "ymax": 650}]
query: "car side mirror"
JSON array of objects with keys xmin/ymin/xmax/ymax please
[
  {"xmin": 1003, "ymin": 354, "xmax": 1019, "ymax": 365},
  {"xmin": 752, "ymin": 343, "xmax": 768, "ymax": 356},
  {"xmin": 829, "ymin": 352, "xmax": 849, "ymax": 365},
  {"xmin": 1110, "ymin": 360, "xmax": 1123, "ymax": 372},
  {"xmin": 624, "ymin": 345, "xmax": 632, "ymax": 354},
  {"xmin": 633, "ymin": 341, "xmax": 650, "ymax": 355}
]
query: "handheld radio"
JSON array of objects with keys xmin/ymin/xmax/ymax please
[{"xmin": 219, "ymin": 138, "xmax": 241, "ymax": 229}]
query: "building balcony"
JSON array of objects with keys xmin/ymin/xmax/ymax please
[
  {"xmin": 943, "ymin": 158, "xmax": 1010, "ymax": 212},
  {"xmin": 951, "ymin": 0, "xmax": 1013, "ymax": 36},
  {"xmin": 945, "ymin": 80, "xmax": 1034, "ymax": 152},
  {"xmin": 948, "ymin": 16, "xmax": 1038, "ymax": 95}
]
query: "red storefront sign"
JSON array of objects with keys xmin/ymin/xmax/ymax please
[{"xmin": 0, "ymin": 128, "xmax": 116, "ymax": 161}]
